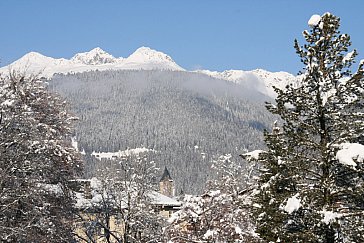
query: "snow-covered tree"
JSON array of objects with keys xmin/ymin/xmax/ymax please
[
  {"xmin": 166, "ymin": 154, "xmax": 258, "ymax": 242},
  {"xmin": 76, "ymin": 154, "xmax": 165, "ymax": 243},
  {"xmin": 0, "ymin": 73, "xmax": 82, "ymax": 242},
  {"xmin": 243, "ymin": 13, "xmax": 364, "ymax": 242}
]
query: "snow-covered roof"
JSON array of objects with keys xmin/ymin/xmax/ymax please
[
  {"xmin": 72, "ymin": 178, "xmax": 181, "ymax": 210},
  {"xmin": 149, "ymin": 191, "xmax": 181, "ymax": 206}
]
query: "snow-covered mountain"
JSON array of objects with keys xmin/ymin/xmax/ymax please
[
  {"xmin": 0, "ymin": 47, "xmax": 184, "ymax": 78},
  {"xmin": 71, "ymin": 47, "xmax": 119, "ymax": 65},
  {"xmin": 196, "ymin": 69, "xmax": 298, "ymax": 98},
  {"xmin": 0, "ymin": 47, "xmax": 299, "ymax": 98},
  {"xmin": 124, "ymin": 47, "xmax": 181, "ymax": 69}
]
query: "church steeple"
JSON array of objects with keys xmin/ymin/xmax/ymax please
[
  {"xmin": 159, "ymin": 167, "xmax": 175, "ymax": 197},
  {"xmin": 160, "ymin": 166, "xmax": 172, "ymax": 182}
]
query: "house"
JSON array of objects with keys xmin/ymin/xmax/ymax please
[
  {"xmin": 71, "ymin": 168, "xmax": 181, "ymax": 242},
  {"xmin": 70, "ymin": 168, "xmax": 180, "ymax": 215}
]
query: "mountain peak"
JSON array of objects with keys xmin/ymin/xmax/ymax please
[
  {"xmin": 127, "ymin": 46, "xmax": 173, "ymax": 63},
  {"xmin": 71, "ymin": 47, "xmax": 117, "ymax": 65},
  {"xmin": 23, "ymin": 51, "xmax": 45, "ymax": 58},
  {"xmin": 19, "ymin": 51, "xmax": 52, "ymax": 62},
  {"xmin": 89, "ymin": 47, "xmax": 105, "ymax": 53},
  {"xmin": 125, "ymin": 46, "xmax": 183, "ymax": 71},
  {"xmin": 135, "ymin": 46, "xmax": 153, "ymax": 52},
  {"xmin": 8, "ymin": 51, "xmax": 58, "ymax": 70}
]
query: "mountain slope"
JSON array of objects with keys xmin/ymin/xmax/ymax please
[{"xmin": 50, "ymin": 70, "xmax": 275, "ymax": 194}]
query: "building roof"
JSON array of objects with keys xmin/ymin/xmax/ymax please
[
  {"xmin": 149, "ymin": 191, "xmax": 181, "ymax": 206},
  {"xmin": 160, "ymin": 166, "xmax": 173, "ymax": 182},
  {"xmin": 72, "ymin": 178, "xmax": 181, "ymax": 210}
]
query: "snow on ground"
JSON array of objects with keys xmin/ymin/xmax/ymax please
[
  {"xmin": 336, "ymin": 143, "xmax": 364, "ymax": 168},
  {"xmin": 91, "ymin": 147, "xmax": 156, "ymax": 160}
]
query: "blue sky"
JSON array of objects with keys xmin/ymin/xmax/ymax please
[{"xmin": 0, "ymin": 0, "xmax": 363, "ymax": 74}]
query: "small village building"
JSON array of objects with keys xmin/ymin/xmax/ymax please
[{"xmin": 71, "ymin": 168, "xmax": 181, "ymax": 242}]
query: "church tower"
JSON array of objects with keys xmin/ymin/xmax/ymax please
[{"xmin": 159, "ymin": 167, "xmax": 175, "ymax": 197}]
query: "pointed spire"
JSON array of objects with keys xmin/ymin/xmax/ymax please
[{"xmin": 160, "ymin": 166, "xmax": 172, "ymax": 182}]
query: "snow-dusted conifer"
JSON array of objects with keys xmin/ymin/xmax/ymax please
[
  {"xmin": 166, "ymin": 154, "xmax": 258, "ymax": 242},
  {"xmin": 244, "ymin": 13, "xmax": 364, "ymax": 242},
  {"xmin": 0, "ymin": 73, "xmax": 82, "ymax": 242}
]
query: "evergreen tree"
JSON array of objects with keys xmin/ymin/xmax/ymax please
[
  {"xmin": 166, "ymin": 154, "xmax": 258, "ymax": 242},
  {"xmin": 244, "ymin": 13, "xmax": 364, "ymax": 242},
  {"xmin": 0, "ymin": 73, "xmax": 82, "ymax": 242}
]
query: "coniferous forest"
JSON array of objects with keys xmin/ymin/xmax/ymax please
[{"xmin": 50, "ymin": 70, "xmax": 275, "ymax": 194}]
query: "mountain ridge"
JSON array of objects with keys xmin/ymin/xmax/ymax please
[
  {"xmin": 0, "ymin": 47, "xmax": 299, "ymax": 98},
  {"xmin": 0, "ymin": 47, "xmax": 184, "ymax": 77}
]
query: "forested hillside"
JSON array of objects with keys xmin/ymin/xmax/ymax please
[{"xmin": 50, "ymin": 70, "xmax": 275, "ymax": 193}]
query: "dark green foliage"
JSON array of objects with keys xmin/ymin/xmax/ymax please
[{"xmin": 249, "ymin": 13, "xmax": 364, "ymax": 242}]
